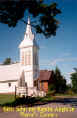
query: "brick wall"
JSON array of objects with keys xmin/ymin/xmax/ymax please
[{"xmin": 39, "ymin": 81, "xmax": 48, "ymax": 93}]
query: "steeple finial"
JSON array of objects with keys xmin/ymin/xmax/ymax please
[
  {"xmin": 27, "ymin": 16, "xmax": 30, "ymax": 25},
  {"xmin": 26, "ymin": 17, "xmax": 32, "ymax": 35}
]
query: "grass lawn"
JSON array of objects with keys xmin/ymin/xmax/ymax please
[
  {"xmin": 0, "ymin": 94, "xmax": 54, "ymax": 106},
  {"xmin": 0, "ymin": 94, "xmax": 15, "ymax": 106},
  {"xmin": 0, "ymin": 93, "xmax": 77, "ymax": 107}
]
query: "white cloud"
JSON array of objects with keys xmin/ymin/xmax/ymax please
[
  {"xmin": 49, "ymin": 57, "xmax": 77, "ymax": 66},
  {"xmin": 49, "ymin": 58, "xmax": 65, "ymax": 66},
  {"xmin": 62, "ymin": 52, "xmax": 71, "ymax": 57},
  {"xmin": 64, "ymin": 71, "xmax": 74, "ymax": 77},
  {"xmin": 40, "ymin": 57, "xmax": 77, "ymax": 66}
]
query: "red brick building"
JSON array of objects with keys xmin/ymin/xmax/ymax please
[{"xmin": 34, "ymin": 70, "xmax": 54, "ymax": 93}]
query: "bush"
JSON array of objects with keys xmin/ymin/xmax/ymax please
[
  {"xmin": 47, "ymin": 90, "xmax": 56, "ymax": 96},
  {"xmin": 65, "ymin": 89, "xmax": 75, "ymax": 95}
]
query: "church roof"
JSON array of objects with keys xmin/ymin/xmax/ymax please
[
  {"xmin": 0, "ymin": 63, "xmax": 21, "ymax": 82},
  {"xmin": 19, "ymin": 17, "xmax": 38, "ymax": 48},
  {"xmin": 38, "ymin": 70, "xmax": 53, "ymax": 81}
]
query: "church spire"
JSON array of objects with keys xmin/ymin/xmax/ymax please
[
  {"xmin": 27, "ymin": 17, "xmax": 30, "ymax": 25},
  {"xmin": 19, "ymin": 17, "xmax": 35, "ymax": 48},
  {"xmin": 26, "ymin": 17, "xmax": 32, "ymax": 35}
]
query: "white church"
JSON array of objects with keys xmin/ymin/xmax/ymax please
[{"xmin": 0, "ymin": 18, "xmax": 45, "ymax": 97}]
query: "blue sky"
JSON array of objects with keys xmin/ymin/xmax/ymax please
[{"xmin": 0, "ymin": 0, "xmax": 77, "ymax": 83}]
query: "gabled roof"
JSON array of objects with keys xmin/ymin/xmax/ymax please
[{"xmin": 39, "ymin": 70, "xmax": 53, "ymax": 81}]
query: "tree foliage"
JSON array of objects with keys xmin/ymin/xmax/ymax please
[
  {"xmin": 53, "ymin": 67, "xmax": 66, "ymax": 93},
  {"xmin": 71, "ymin": 68, "xmax": 77, "ymax": 93},
  {"xmin": 3, "ymin": 57, "xmax": 12, "ymax": 65},
  {"xmin": 0, "ymin": 0, "xmax": 61, "ymax": 38}
]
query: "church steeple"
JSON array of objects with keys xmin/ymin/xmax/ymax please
[
  {"xmin": 19, "ymin": 17, "xmax": 39, "ymax": 49},
  {"xmin": 24, "ymin": 17, "xmax": 34, "ymax": 40},
  {"xmin": 19, "ymin": 17, "xmax": 39, "ymax": 88},
  {"xmin": 26, "ymin": 17, "xmax": 32, "ymax": 35}
]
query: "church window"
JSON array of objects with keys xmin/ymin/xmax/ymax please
[
  {"xmin": 8, "ymin": 83, "xmax": 11, "ymax": 87},
  {"xmin": 25, "ymin": 51, "xmax": 31, "ymax": 65}
]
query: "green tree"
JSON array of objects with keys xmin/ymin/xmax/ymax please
[
  {"xmin": 0, "ymin": 0, "xmax": 61, "ymax": 38},
  {"xmin": 71, "ymin": 68, "xmax": 77, "ymax": 93},
  {"xmin": 3, "ymin": 58, "xmax": 12, "ymax": 65},
  {"xmin": 53, "ymin": 67, "xmax": 67, "ymax": 93}
]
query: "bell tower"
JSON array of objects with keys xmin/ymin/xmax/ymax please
[{"xmin": 19, "ymin": 17, "xmax": 39, "ymax": 88}]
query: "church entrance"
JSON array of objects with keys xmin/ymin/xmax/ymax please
[{"xmin": 16, "ymin": 71, "xmax": 28, "ymax": 97}]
